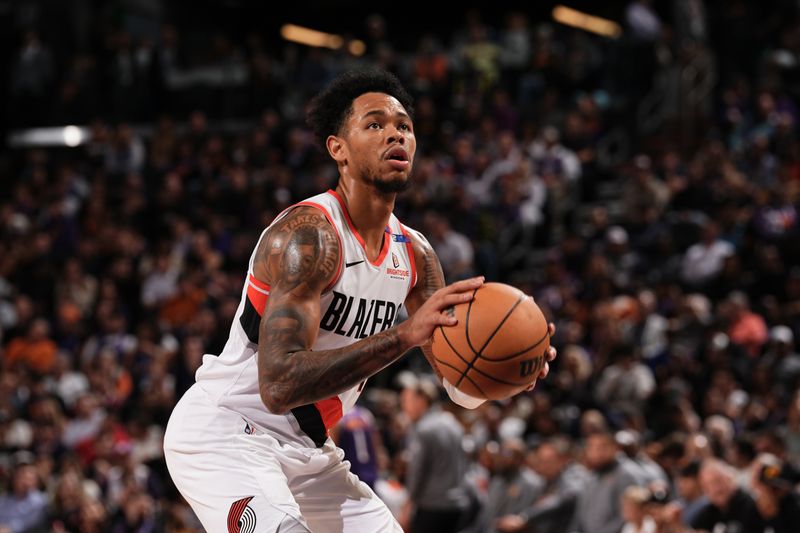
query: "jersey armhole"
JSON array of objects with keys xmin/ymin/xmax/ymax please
[{"xmin": 295, "ymin": 201, "xmax": 344, "ymax": 293}]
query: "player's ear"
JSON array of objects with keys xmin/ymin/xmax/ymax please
[{"xmin": 327, "ymin": 135, "xmax": 347, "ymax": 164}]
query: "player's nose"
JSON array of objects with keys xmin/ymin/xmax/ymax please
[{"xmin": 387, "ymin": 130, "xmax": 404, "ymax": 145}]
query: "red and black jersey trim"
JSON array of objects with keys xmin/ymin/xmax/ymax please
[
  {"xmin": 290, "ymin": 404, "xmax": 328, "ymax": 447},
  {"xmin": 239, "ymin": 298, "xmax": 261, "ymax": 345},
  {"xmin": 291, "ymin": 396, "xmax": 343, "ymax": 448},
  {"xmin": 240, "ymin": 274, "xmax": 270, "ymax": 345}
]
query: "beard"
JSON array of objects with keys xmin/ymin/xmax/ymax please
[{"xmin": 366, "ymin": 172, "xmax": 412, "ymax": 194}]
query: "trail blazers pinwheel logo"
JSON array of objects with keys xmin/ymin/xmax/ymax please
[{"xmin": 228, "ymin": 496, "xmax": 257, "ymax": 533}]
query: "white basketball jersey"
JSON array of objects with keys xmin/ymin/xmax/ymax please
[{"xmin": 195, "ymin": 190, "xmax": 418, "ymax": 448}]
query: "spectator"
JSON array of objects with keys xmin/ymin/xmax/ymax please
[
  {"xmin": 594, "ymin": 344, "xmax": 656, "ymax": 424},
  {"xmin": 331, "ymin": 405, "xmax": 384, "ymax": 490},
  {"xmin": 569, "ymin": 431, "xmax": 645, "ymax": 533},
  {"xmin": 140, "ymin": 252, "xmax": 182, "ymax": 309},
  {"xmin": 762, "ymin": 326, "xmax": 800, "ymax": 389},
  {"xmin": 399, "ymin": 372, "xmax": 471, "ymax": 533},
  {"xmin": 681, "ymin": 221, "xmax": 735, "ymax": 288},
  {"xmin": 750, "ymin": 455, "xmax": 800, "ymax": 533},
  {"xmin": 496, "ymin": 436, "xmax": 589, "ymax": 533},
  {"xmin": 622, "ymin": 155, "xmax": 670, "ymax": 227},
  {"xmin": 616, "ymin": 430, "xmax": 668, "ymax": 485},
  {"xmin": 424, "ymin": 213, "xmax": 475, "ymax": 283},
  {"xmin": 476, "ymin": 438, "xmax": 543, "ymax": 533},
  {"xmin": 62, "ymin": 392, "xmax": 106, "ymax": 450},
  {"xmin": 604, "ymin": 226, "xmax": 640, "ymax": 291},
  {"xmin": 528, "ymin": 127, "xmax": 582, "ymax": 185},
  {"xmin": 104, "ymin": 124, "xmax": 146, "ymax": 175},
  {"xmin": 620, "ymin": 485, "xmax": 656, "ymax": 533},
  {"xmin": 674, "ymin": 460, "xmax": 709, "ymax": 526},
  {"xmin": 55, "ymin": 258, "xmax": 98, "ymax": 319},
  {"xmin": 3, "ymin": 318, "xmax": 58, "ymax": 375},
  {"xmin": 722, "ymin": 291, "xmax": 769, "ymax": 358},
  {"xmin": 110, "ymin": 489, "xmax": 159, "ymax": 533},
  {"xmin": 8, "ymin": 31, "xmax": 54, "ymax": 126},
  {"xmin": 779, "ymin": 390, "xmax": 800, "ymax": 463},
  {"xmin": 0, "ymin": 453, "xmax": 48, "ymax": 533},
  {"xmin": 691, "ymin": 458, "xmax": 764, "ymax": 531}
]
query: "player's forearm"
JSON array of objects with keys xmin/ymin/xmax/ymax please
[{"xmin": 258, "ymin": 310, "xmax": 414, "ymax": 412}]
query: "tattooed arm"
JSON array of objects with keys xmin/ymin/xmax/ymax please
[{"xmin": 253, "ymin": 207, "xmax": 483, "ymax": 414}]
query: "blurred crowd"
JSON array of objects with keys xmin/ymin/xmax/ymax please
[{"xmin": 2, "ymin": 0, "xmax": 800, "ymax": 532}]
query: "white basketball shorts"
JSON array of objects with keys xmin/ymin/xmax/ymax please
[{"xmin": 164, "ymin": 384, "xmax": 402, "ymax": 533}]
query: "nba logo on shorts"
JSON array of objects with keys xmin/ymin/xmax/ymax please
[
  {"xmin": 392, "ymin": 252, "xmax": 400, "ymax": 268},
  {"xmin": 228, "ymin": 496, "xmax": 257, "ymax": 533}
]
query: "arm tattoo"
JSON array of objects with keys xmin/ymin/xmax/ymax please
[
  {"xmin": 254, "ymin": 211, "xmax": 339, "ymax": 291},
  {"xmin": 256, "ymin": 207, "xmax": 409, "ymax": 412},
  {"xmin": 406, "ymin": 234, "xmax": 448, "ymax": 381},
  {"xmin": 421, "ymin": 244, "xmax": 446, "ymax": 299},
  {"xmin": 260, "ymin": 308, "xmax": 404, "ymax": 412}
]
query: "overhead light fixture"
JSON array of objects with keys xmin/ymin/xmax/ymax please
[
  {"xmin": 63, "ymin": 125, "xmax": 83, "ymax": 147},
  {"xmin": 281, "ymin": 24, "xmax": 344, "ymax": 50},
  {"xmin": 552, "ymin": 5, "xmax": 622, "ymax": 39},
  {"xmin": 7, "ymin": 125, "xmax": 90, "ymax": 148},
  {"xmin": 348, "ymin": 40, "xmax": 366, "ymax": 57},
  {"xmin": 280, "ymin": 24, "xmax": 367, "ymax": 56}
]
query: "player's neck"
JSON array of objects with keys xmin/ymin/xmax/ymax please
[{"xmin": 334, "ymin": 181, "xmax": 394, "ymax": 260}]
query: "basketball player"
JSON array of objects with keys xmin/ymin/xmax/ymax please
[{"xmin": 164, "ymin": 67, "xmax": 557, "ymax": 533}]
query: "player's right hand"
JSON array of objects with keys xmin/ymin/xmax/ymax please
[{"xmin": 398, "ymin": 276, "xmax": 484, "ymax": 348}]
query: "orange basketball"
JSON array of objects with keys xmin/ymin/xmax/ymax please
[{"xmin": 431, "ymin": 282, "xmax": 550, "ymax": 401}]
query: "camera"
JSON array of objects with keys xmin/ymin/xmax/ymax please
[{"xmin": 759, "ymin": 462, "xmax": 800, "ymax": 491}]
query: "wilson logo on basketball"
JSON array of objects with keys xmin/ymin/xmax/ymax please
[
  {"xmin": 387, "ymin": 253, "xmax": 409, "ymax": 278},
  {"xmin": 518, "ymin": 357, "xmax": 544, "ymax": 378},
  {"xmin": 228, "ymin": 496, "xmax": 257, "ymax": 533}
]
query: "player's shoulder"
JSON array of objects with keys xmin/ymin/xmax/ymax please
[
  {"xmin": 253, "ymin": 205, "xmax": 342, "ymax": 288},
  {"xmin": 265, "ymin": 205, "xmax": 341, "ymax": 247},
  {"xmin": 398, "ymin": 223, "xmax": 432, "ymax": 256}
]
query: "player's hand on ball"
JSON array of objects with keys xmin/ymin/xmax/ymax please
[
  {"xmin": 399, "ymin": 276, "xmax": 484, "ymax": 347},
  {"xmin": 525, "ymin": 319, "xmax": 557, "ymax": 391}
]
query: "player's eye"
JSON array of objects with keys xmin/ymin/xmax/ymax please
[
  {"xmin": 398, "ymin": 123, "xmax": 410, "ymax": 131},
  {"xmin": 368, "ymin": 122, "xmax": 381, "ymax": 129}
]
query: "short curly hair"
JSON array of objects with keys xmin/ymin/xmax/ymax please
[{"xmin": 306, "ymin": 67, "xmax": 414, "ymax": 149}]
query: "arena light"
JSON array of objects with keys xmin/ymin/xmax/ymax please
[
  {"xmin": 552, "ymin": 5, "xmax": 622, "ymax": 39},
  {"xmin": 348, "ymin": 40, "xmax": 366, "ymax": 57},
  {"xmin": 280, "ymin": 24, "xmax": 344, "ymax": 50},
  {"xmin": 63, "ymin": 125, "xmax": 83, "ymax": 147},
  {"xmin": 7, "ymin": 125, "xmax": 91, "ymax": 148}
]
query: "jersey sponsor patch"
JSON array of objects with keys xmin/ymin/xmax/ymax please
[
  {"xmin": 227, "ymin": 496, "xmax": 257, "ymax": 533},
  {"xmin": 387, "ymin": 252, "xmax": 410, "ymax": 279}
]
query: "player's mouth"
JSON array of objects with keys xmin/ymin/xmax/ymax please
[{"xmin": 384, "ymin": 146, "xmax": 410, "ymax": 171}]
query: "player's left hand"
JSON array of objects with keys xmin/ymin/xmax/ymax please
[{"xmin": 525, "ymin": 321, "xmax": 556, "ymax": 391}]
